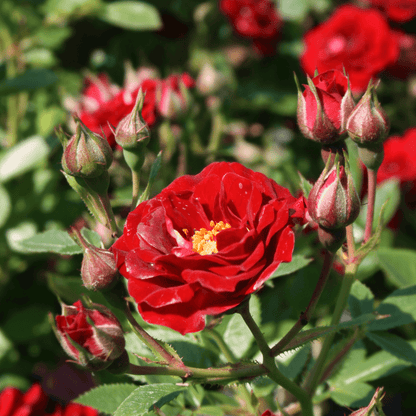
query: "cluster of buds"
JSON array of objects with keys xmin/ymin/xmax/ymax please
[
  {"xmin": 51, "ymin": 300, "xmax": 127, "ymax": 372},
  {"xmin": 296, "ymin": 70, "xmax": 389, "ymax": 152},
  {"xmin": 297, "ymin": 69, "xmax": 390, "ymax": 249}
]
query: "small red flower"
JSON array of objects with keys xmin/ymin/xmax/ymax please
[
  {"xmin": 296, "ymin": 69, "xmax": 355, "ymax": 144},
  {"xmin": 111, "ymin": 162, "xmax": 306, "ymax": 334},
  {"xmin": 0, "ymin": 384, "xmax": 98, "ymax": 416},
  {"xmin": 300, "ymin": 5, "xmax": 400, "ymax": 93},
  {"xmin": 364, "ymin": 0, "xmax": 416, "ymax": 22},
  {"xmin": 219, "ymin": 0, "xmax": 283, "ymax": 56}
]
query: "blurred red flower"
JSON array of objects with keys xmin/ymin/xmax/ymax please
[
  {"xmin": 219, "ymin": 0, "xmax": 283, "ymax": 56},
  {"xmin": 0, "ymin": 383, "xmax": 98, "ymax": 416},
  {"xmin": 300, "ymin": 5, "xmax": 400, "ymax": 92},
  {"xmin": 378, "ymin": 128, "xmax": 416, "ymax": 187},
  {"xmin": 364, "ymin": 0, "xmax": 416, "ymax": 22},
  {"xmin": 111, "ymin": 162, "xmax": 306, "ymax": 334},
  {"xmin": 66, "ymin": 71, "xmax": 194, "ymax": 147}
]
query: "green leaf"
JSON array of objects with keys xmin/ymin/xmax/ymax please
[
  {"xmin": 75, "ymin": 384, "xmax": 139, "ymax": 415},
  {"xmin": 279, "ymin": 0, "xmax": 310, "ymax": 21},
  {"xmin": 348, "ymin": 281, "xmax": 374, "ymax": 318},
  {"xmin": 15, "ymin": 230, "xmax": 82, "ymax": 255},
  {"xmin": 297, "ymin": 171, "xmax": 313, "ymax": 199},
  {"xmin": 368, "ymin": 285, "xmax": 416, "ymax": 331},
  {"xmin": 277, "ymin": 344, "xmax": 310, "ymax": 379},
  {"xmin": 0, "ymin": 136, "xmax": 51, "ymax": 183},
  {"xmin": 0, "ymin": 185, "xmax": 11, "ymax": 228},
  {"xmin": 367, "ymin": 332, "xmax": 416, "ymax": 366},
  {"xmin": 356, "ymin": 179, "xmax": 400, "ymax": 233},
  {"xmin": 81, "ymin": 227, "xmax": 102, "ymax": 248},
  {"xmin": 0, "ymin": 69, "xmax": 57, "ymax": 95},
  {"xmin": 330, "ymin": 382, "xmax": 374, "ymax": 408},
  {"xmin": 114, "ymin": 384, "xmax": 185, "ymax": 416},
  {"xmin": 334, "ymin": 347, "xmax": 413, "ymax": 386},
  {"xmin": 377, "ymin": 248, "xmax": 416, "ymax": 288},
  {"xmin": 100, "ymin": 1, "xmax": 162, "ymax": 31},
  {"xmin": 272, "ymin": 255, "xmax": 314, "ymax": 278},
  {"xmin": 223, "ymin": 296, "xmax": 261, "ymax": 360}
]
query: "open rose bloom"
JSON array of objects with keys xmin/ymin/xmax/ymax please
[{"xmin": 111, "ymin": 162, "xmax": 305, "ymax": 334}]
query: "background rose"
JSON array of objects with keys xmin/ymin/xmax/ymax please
[
  {"xmin": 300, "ymin": 5, "xmax": 400, "ymax": 92},
  {"xmin": 377, "ymin": 128, "xmax": 416, "ymax": 186},
  {"xmin": 111, "ymin": 162, "xmax": 305, "ymax": 334},
  {"xmin": 364, "ymin": 0, "xmax": 416, "ymax": 22}
]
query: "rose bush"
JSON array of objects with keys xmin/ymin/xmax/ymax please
[
  {"xmin": 364, "ymin": 0, "xmax": 416, "ymax": 22},
  {"xmin": 300, "ymin": 5, "xmax": 400, "ymax": 92},
  {"xmin": 111, "ymin": 162, "xmax": 306, "ymax": 334},
  {"xmin": 296, "ymin": 69, "xmax": 354, "ymax": 143}
]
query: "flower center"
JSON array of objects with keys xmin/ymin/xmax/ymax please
[{"xmin": 192, "ymin": 221, "xmax": 231, "ymax": 255}]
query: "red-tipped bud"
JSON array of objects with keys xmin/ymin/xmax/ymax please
[
  {"xmin": 71, "ymin": 228, "xmax": 118, "ymax": 291},
  {"xmin": 115, "ymin": 88, "xmax": 150, "ymax": 150},
  {"xmin": 296, "ymin": 70, "xmax": 355, "ymax": 144},
  {"xmin": 346, "ymin": 80, "xmax": 390, "ymax": 147},
  {"xmin": 61, "ymin": 118, "xmax": 113, "ymax": 178},
  {"xmin": 308, "ymin": 156, "xmax": 360, "ymax": 230},
  {"xmin": 51, "ymin": 300, "xmax": 125, "ymax": 371}
]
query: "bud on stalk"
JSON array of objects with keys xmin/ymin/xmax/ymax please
[
  {"xmin": 51, "ymin": 300, "xmax": 126, "ymax": 371},
  {"xmin": 70, "ymin": 227, "xmax": 118, "ymax": 291},
  {"xmin": 61, "ymin": 118, "xmax": 113, "ymax": 178}
]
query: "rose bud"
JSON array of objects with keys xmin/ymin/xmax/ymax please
[
  {"xmin": 70, "ymin": 227, "xmax": 118, "ymax": 291},
  {"xmin": 308, "ymin": 156, "xmax": 360, "ymax": 230},
  {"xmin": 61, "ymin": 117, "xmax": 113, "ymax": 178},
  {"xmin": 296, "ymin": 69, "xmax": 355, "ymax": 144},
  {"xmin": 115, "ymin": 88, "xmax": 150, "ymax": 150},
  {"xmin": 346, "ymin": 79, "xmax": 390, "ymax": 147},
  {"xmin": 51, "ymin": 300, "xmax": 125, "ymax": 371}
]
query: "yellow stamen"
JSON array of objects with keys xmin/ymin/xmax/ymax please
[{"xmin": 192, "ymin": 220, "xmax": 231, "ymax": 255}]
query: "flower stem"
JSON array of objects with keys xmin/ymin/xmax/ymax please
[
  {"xmin": 124, "ymin": 304, "xmax": 182, "ymax": 367},
  {"xmin": 270, "ymin": 250, "xmax": 334, "ymax": 357},
  {"xmin": 131, "ymin": 170, "xmax": 140, "ymax": 210},
  {"xmin": 127, "ymin": 362, "xmax": 266, "ymax": 381},
  {"xmin": 303, "ymin": 262, "xmax": 357, "ymax": 395},
  {"xmin": 364, "ymin": 168, "xmax": 377, "ymax": 243},
  {"xmin": 346, "ymin": 224, "xmax": 355, "ymax": 261},
  {"xmin": 239, "ymin": 302, "xmax": 314, "ymax": 416},
  {"xmin": 206, "ymin": 111, "xmax": 224, "ymax": 163}
]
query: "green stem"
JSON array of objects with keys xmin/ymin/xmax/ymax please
[
  {"xmin": 271, "ymin": 250, "xmax": 334, "ymax": 357},
  {"xmin": 127, "ymin": 362, "xmax": 266, "ymax": 381},
  {"xmin": 304, "ymin": 262, "xmax": 357, "ymax": 395},
  {"xmin": 124, "ymin": 304, "xmax": 181, "ymax": 366},
  {"xmin": 131, "ymin": 170, "xmax": 140, "ymax": 210},
  {"xmin": 239, "ymin": 302, "xmax": 314, "ymax": 416},
  {"xmin": 364, "ymin": 168, "xmax": 378, "ymax": 243},
  {"xmin": 206, "ymin": 111, "xmax": 224, "ymax": 163}
]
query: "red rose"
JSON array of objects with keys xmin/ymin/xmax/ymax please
[
  {"xmin": 219, "ymin": 0, "xmax": 282, "ymax": 56},
  {"xmin": 54, "ymin": 300, "xmax": 125, "ymax": 370},
  {"xmin": 364, "ymin": 0, "xmax": 416, "ymax": 22},
  {"xmin": 111, "ymin": 162, "xmax": 306, "ymax": 334},
  {"xmin": 300, "ymin": 5, "xmax": 400, "ymax": 93},
  {"xmin": 0, "ymin": 384, "xmax": 98, "ymax": 416},
  {"xmin": 296, "ymin": 69, "xmax": 355, "ymax": 143},
  {"xmin": 377, "ymin": 128, "xmax": 416, "ymax": 186}
]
